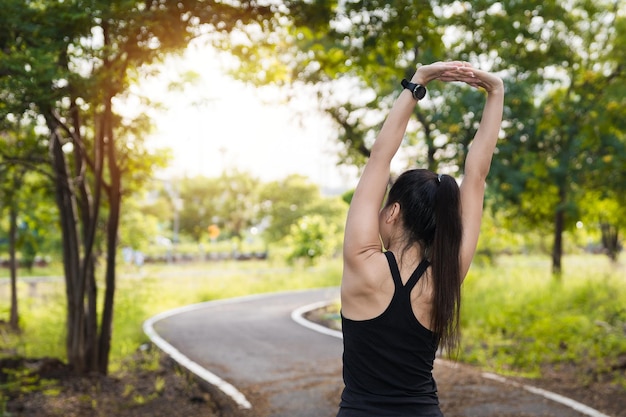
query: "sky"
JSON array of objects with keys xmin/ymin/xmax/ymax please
[{"xmin": 125, "ymin": 40, "xmax": 359, "ymax": 194}]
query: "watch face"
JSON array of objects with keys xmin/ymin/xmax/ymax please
[{"xmin": 413, "ymin": 85, "xmax": 426, "ymax": 100}]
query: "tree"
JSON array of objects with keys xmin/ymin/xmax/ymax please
[
  {"xmin": 117, "ymin": 192, "xmax": 161, "ymax": 254},
  {"xmin": 444, "ymin": 0, "xmax": 626, "ymax": 273},
  {"xmin": 0, "ymin": 115, "xmax": 52, "ymax": 331},
  {"xmin": 259, "ymin": 175, "xmax": 324, "ymax": 244},
  {"xmin": 0, "ymin": 0, "xmax": 282, "ymax": 375},
  {"xmin": 258, "ymin": 174, "xmax": 345, "ymax": 243},
  {"xmin": 286, "ymin": 214, "xmax": 341, "ymax": 265},
  {"xmin": 212, "ymin": 170, "xmax": 262, "ymax": 244},
  {"xmin": 176, "ymin": 176, "xmax": 221, "ymax": 243},
  {"xmin": 174, "ymin": 172, "xmax": 261, "ymax": 244},
  {"xmin": 258, "ymin": 174, "xmax": 347, "ymax": 261}
]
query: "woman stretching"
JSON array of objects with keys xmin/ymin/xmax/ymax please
[{"xmin": 338, "ymin": 61, "xmax": 504, "ymax": 417}]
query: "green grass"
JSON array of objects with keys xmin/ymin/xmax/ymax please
[
  {"xmin": 0, "ymin": 258, "xmax": 343, "ymax": 371},
  {"xmin": 460, "ymin": 254, "xmax": 626, "ymax": 383},
  {"xmin": 0, "ymin": 262, "xmax": 65, "ymax": 278}
]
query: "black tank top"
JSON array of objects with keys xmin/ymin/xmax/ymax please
[{"xmin": 337, "ymin": 251, "xmax": 440, "ymax": 417}]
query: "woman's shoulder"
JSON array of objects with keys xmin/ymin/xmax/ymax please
[
  {"xmin": 342, "ymin": 248, "xmax": 390, "ymax": 286},
  {"xmin": 341, "ymin": 250, "xmax": 394, "ymax": 319}
]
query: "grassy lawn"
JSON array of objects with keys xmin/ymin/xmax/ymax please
[
  {"xmin": 460, "ymin": 254, "xmax": 626, "ymax": 384},
  {"xmin": 0, "ymin": 258, "xmax": 343, "ymax": 371}
]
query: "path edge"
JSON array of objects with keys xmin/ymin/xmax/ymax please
[
  {"xmin": 142, "ymin": 288, "xmax": 335, "ymax": 412},
  {"xmin": 143, "ymin": 293, "xmax": 279, "ymax": 410}
]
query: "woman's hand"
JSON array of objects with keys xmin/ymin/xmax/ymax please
[
  {"xmin": 413, "ymin": 61, "xmax": 504, "ymax": 94},
  {"xmin": 455, "ymin": 66, "xmax": 504, "ymax": 94},
  {"xmin": 412, "ymin": 61, "xmax": 473, "ymax": 85}
]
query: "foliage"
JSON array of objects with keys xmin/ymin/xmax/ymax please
[
  {"xmin": 439, "ymin": 0, "xmax": 626, "ymax": 272},
  {"xmin": 171, "ymin": 176, "xmax": 222, "ymax": 243},
  {"xmin": 214, "ymin": 171, "xmax": 262, "ymax": 242},
  {"xmin": 0, "ymin": 113, "xmax": 56, "ymax": 330},
  {"xmin": 0, "ymin": 0, "xmax": 287, "ymax": 375},
  {"xmin": 163, "ymin": 173, "xmax": 263, "ymax": 244},
  {"xmin": 224, "ymin": 0, "xmax": 448, "ymax": 168},
  {"xmin": 285, "ymin": 214, "xmax": 342, "ymax": 265},
  {"xmin": 259, "ymin": 174, "xmax": 348, "ymax": 246},
  {"xmin": 222, "ymin": 0, "xmax": 626, "ymax": 273},
  {"xmin": 118, "ymin": 195, "xmax": 161, "ymax": 253},
  {"xmin": 460, "ymin": 255, "xmax": 626, "ymax": 382},
  {"xmin": 139, "ymin": 173, "xmax": 349, "ymax": 261},
  {"xmin": 259, "ymin": 174, "xmax": 324, "ymax": 243}
]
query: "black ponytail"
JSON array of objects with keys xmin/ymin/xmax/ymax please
[
  {"xmin": 431, "ymin": 174, "xmax": 462, "ymax": 357},
  {"xmin": 386, "ymin": 170, "xmax": 463, "ymax": 356}
]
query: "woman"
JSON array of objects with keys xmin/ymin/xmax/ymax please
[{"xmin": 338, "ymin": 61, "xmax": 504, "ymax": 416}]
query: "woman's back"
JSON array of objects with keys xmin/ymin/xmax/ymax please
[{"xmin": 338, "ymin": 252, "xmax": 440, "ymax": 416}]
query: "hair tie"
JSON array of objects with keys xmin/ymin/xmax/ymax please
[{"xmin": 437, "ymin": 174, "xmax": 443, "ymax": 183}]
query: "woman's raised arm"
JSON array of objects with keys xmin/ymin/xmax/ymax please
[
  {"xmin": 343, "ymin": 62, "xmax": 476, "ymax": 265},
  {"xmin": 457, "ymin": 69, "xmax": 505, "ymax": 278}
]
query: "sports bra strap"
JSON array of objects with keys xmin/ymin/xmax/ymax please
[
  {"xmin": 384, "ymin": 251, "xmax": 430, "ymax": 290},
  {"xmin": 404, "ymin": 259, "xmax": 431, "ymax": 291},
  {"xmin": 384, "ymin": 251, "xmax": 403, "ymax": 287}
]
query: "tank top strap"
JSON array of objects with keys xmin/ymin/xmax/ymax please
[
  {"xmin": 404, "ymin": 259, "xmax": 431, "ymax": 292},
  {"xmin": 383, "ymin": 251, "xmax": 403, "ymax": 288}
]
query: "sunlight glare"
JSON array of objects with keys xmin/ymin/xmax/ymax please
[{"xmin": 128, "ymin": 40, "xmax": 357, "ymax": 194}]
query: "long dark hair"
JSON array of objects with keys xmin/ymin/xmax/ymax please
[{"xmin": 385, "ymin": 169, "xmax": 462, "ymax": 356}]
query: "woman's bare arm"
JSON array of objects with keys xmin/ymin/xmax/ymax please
[
  {"xmin": 343, "ymin": 63, "xmax": 474, "ymax": 267},
  {"xmin": 457, "ymin": 69, "xmax": 505, "ymax": 279}
]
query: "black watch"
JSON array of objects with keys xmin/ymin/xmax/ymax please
[{"xmin": 401, "ymin": 79, "xmax": 427, "ymax": 100}]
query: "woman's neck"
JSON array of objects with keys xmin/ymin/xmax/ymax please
[{"xmin": 388, "ymin": 242, "xmax": 424, "ymax": 268}]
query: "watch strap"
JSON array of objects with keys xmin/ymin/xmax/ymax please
[
  {"xmin": 401, "ymin": 78, "xmax": 427, "ymax": 100},
  {"xmin": 401, "ymin": 78, "xmax": 414, "ymax": 90}
]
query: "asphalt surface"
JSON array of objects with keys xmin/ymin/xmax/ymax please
[{"xmin": 146, "ymin": 288, "xmax": 610, "ymax": 417}]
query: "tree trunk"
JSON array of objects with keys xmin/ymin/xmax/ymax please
[
  {"xmin": 85, "ymin": 259, "xmax": 99, "ymax": 371},
  {"xmin": 99, "ymin": 181, "xmax": 120, "ymax": 375},
  {"xmin": 47, "ymin": 117, "xmax": 88, "ymax": 374},
  {"xmin": 600, "ymin": 223, "xmax": 620, "ymax": 262},
  {"xmin": 8, "ymin": 202, "xmax": 19, "ymax": 331},
  {"xmin": 98, "ymin": 93, "xmax": 121, "ymax": 375},
  {"xmin": 551, "ymin": 184, "xmax": 567, "ymax": 277},
  {"xmin": 70, "ymin": 89, "xmax": 102, "ymax": 373}
]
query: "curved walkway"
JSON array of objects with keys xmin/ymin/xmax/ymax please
[{"xmin": 144, "ymin": 288, "xmax": 612, "ymax": 417}]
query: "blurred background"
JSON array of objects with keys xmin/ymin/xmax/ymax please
[{"xmin": 0, "ymin": 1, "xmax": 625, "ymax": 415}]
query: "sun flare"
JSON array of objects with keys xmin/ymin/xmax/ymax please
[{"xmin": 124, "ymin": 40, "xmax": 358, "ymax": 194}]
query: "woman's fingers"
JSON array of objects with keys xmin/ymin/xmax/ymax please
[
  {"xmin": 416, "ymin": 62, "xmax": 501, "ymax": 92},
  {"xmin": 415, "ymin": 62, "xmax": 467, "ymax": 84},
  {"xmin": 438, "ymin": 66, "xmax": 476, "ymax": 82}
]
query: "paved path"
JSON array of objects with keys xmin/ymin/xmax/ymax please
[{"xmin": 145, "ymin": 288, "xmax": 611, "ymax": 417}]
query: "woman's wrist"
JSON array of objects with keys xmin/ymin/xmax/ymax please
[
  {"xmin": 411, "ymin": 67, "xmax": 429, "ymax": 86},
  {"xmin": 486, "ymin": 79, "xmax": 505, "ymax": 95}
]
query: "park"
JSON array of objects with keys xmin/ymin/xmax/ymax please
[{"xmin": 1, "ymin": 1, "xmax": 625, "ymax": 416}]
